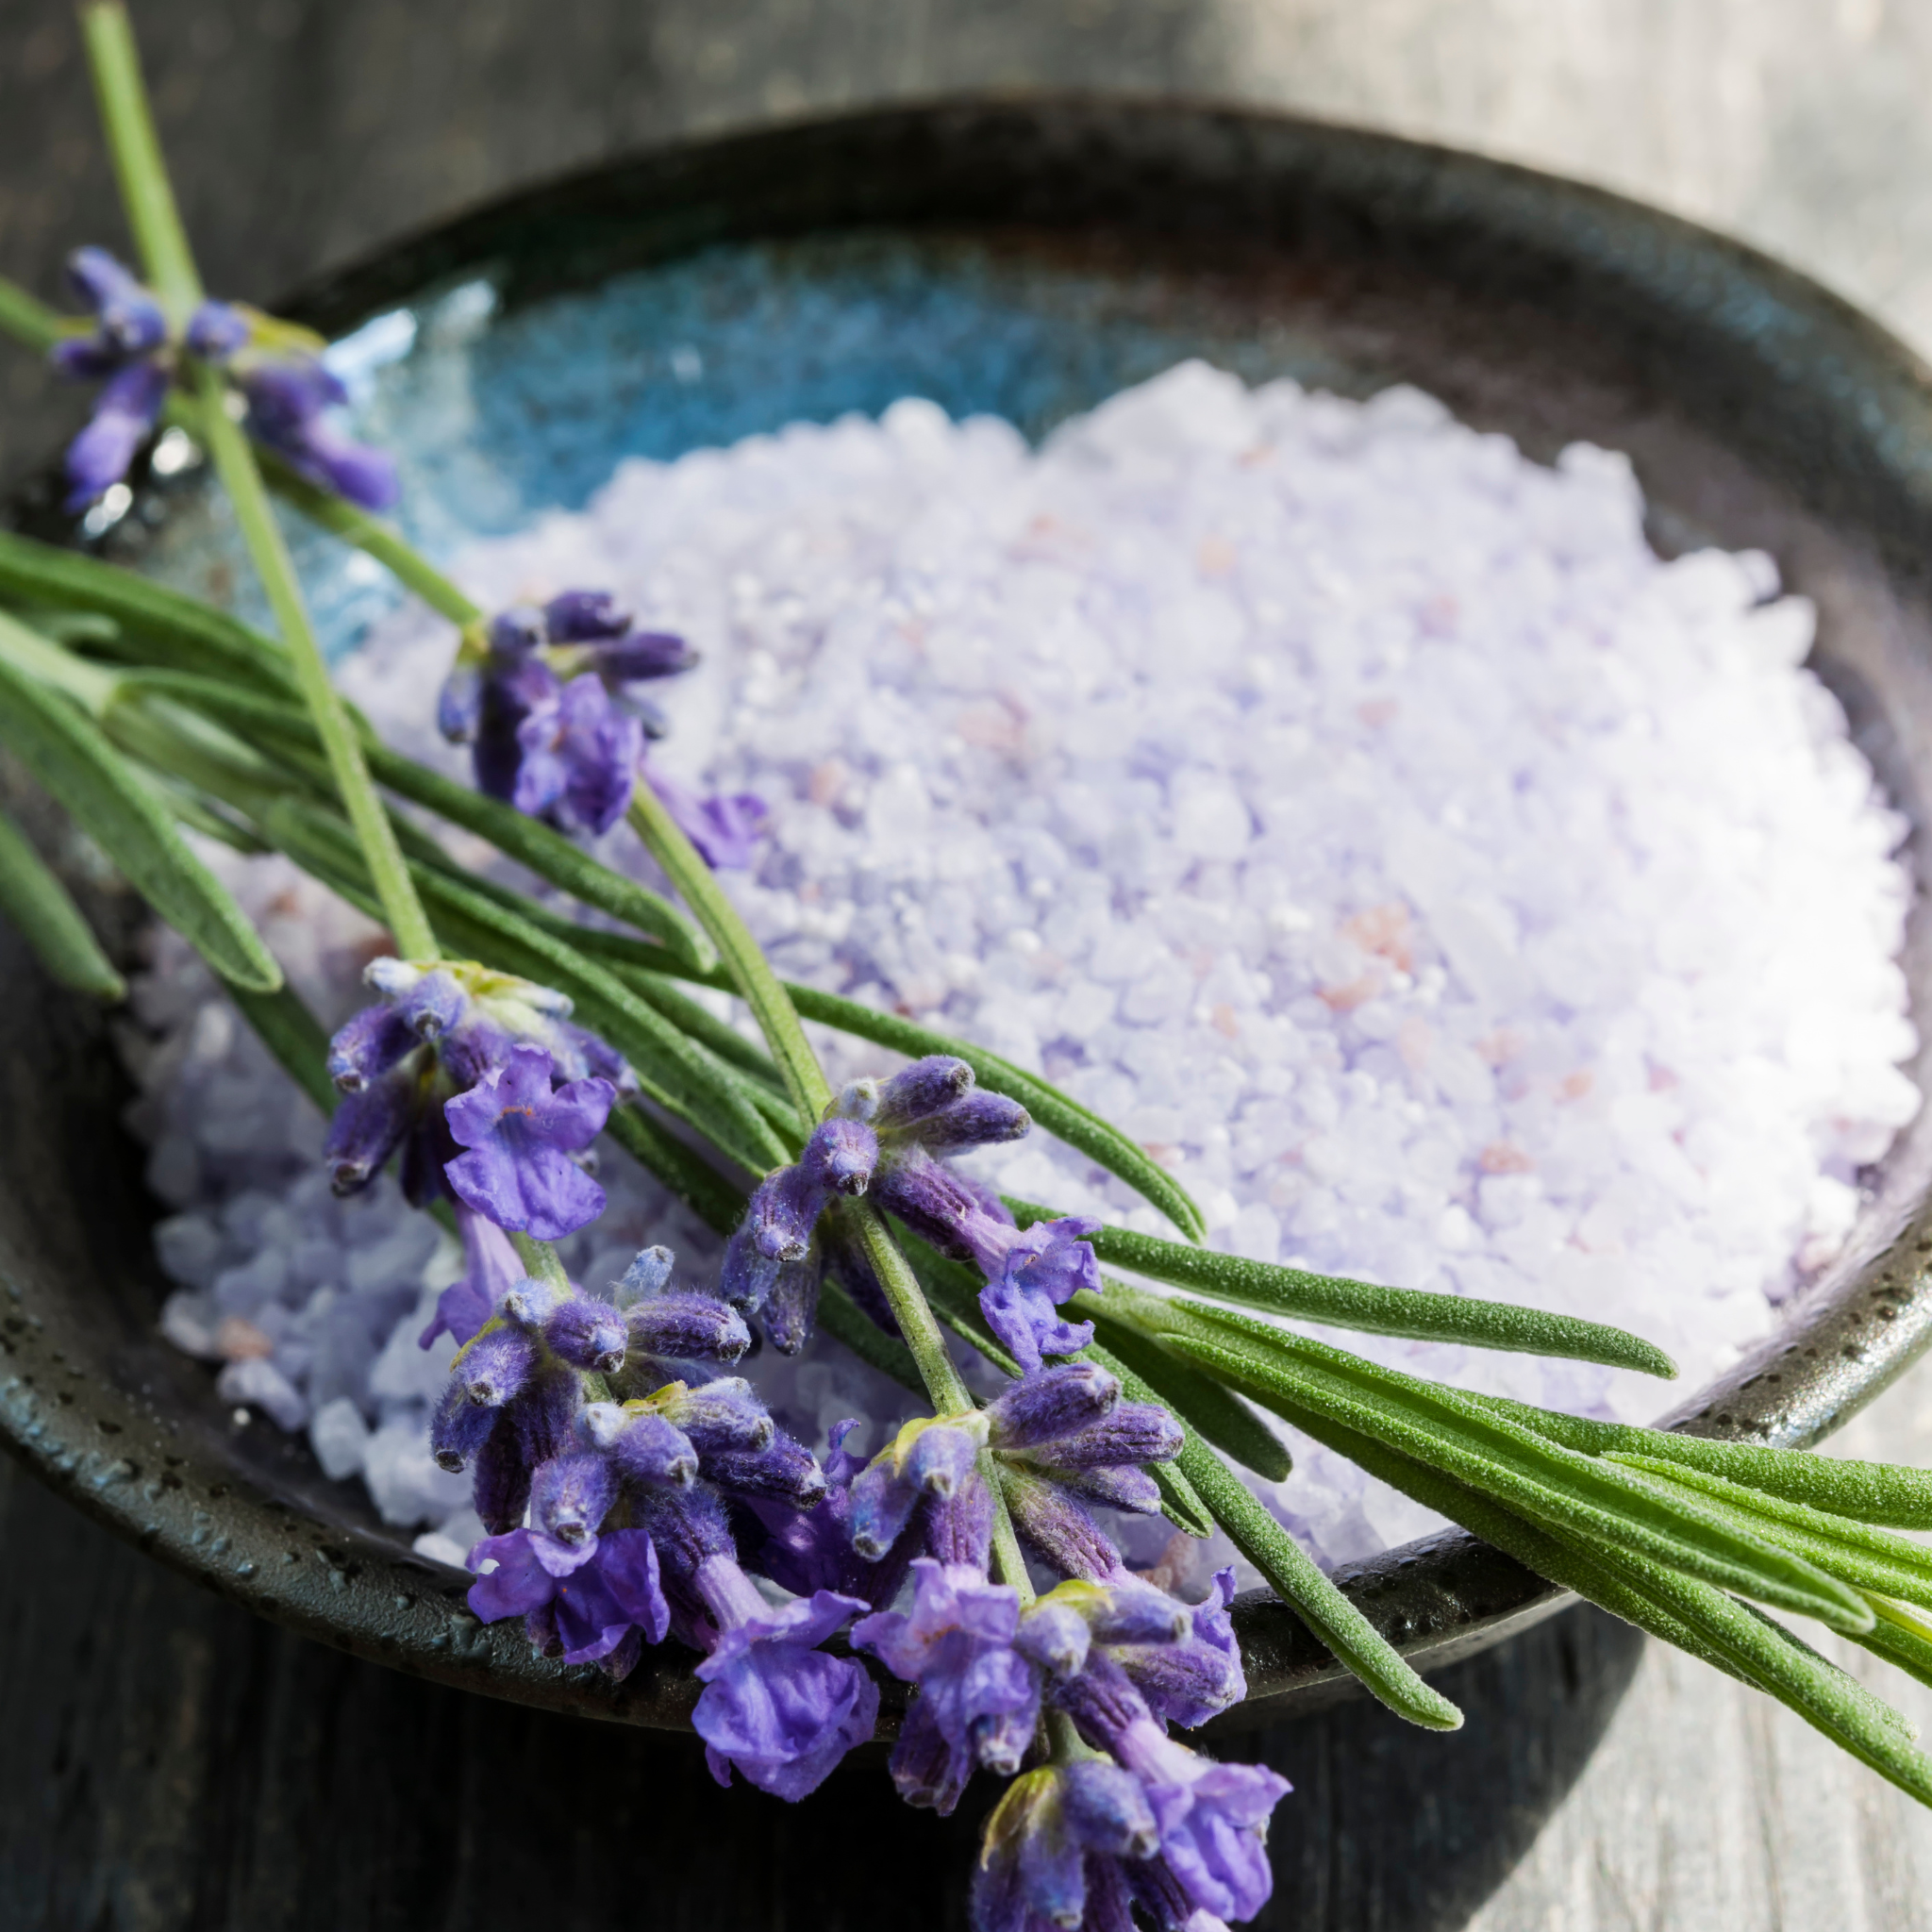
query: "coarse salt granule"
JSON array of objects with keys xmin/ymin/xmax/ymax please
[{"xmin": 129, "ymin": 362, "xmax": 1918, "ymax": 1575}]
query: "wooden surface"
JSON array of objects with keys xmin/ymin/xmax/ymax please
[{"xmin": 7, "ymin": 0, "xmax": 1932, "ymax": 1924}]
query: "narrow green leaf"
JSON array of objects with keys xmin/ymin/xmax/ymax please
[
  {"xmin": 1176, "ymin": 1431, "xmax": 1463, "ymax": 1730},
  {"xmin": 1258, "ymin": 1381, "xmax": 1746, "ymax": 1676},
  {"xmin": 1147, "ymin": 1457, "xmax": 1216, "ymax": 1540},
  {"xmin": 0, "ymin": 638, "xmax": 280, "ymax": 991},
  {"xmin": 255, "ymin": 451, "xmax": 484, "ymax": 625},
  {"xmin": 1461, "ymin": 1392, "xmax": 1932, "ymax": 1530},
  {"xmin": 1088, "ymin": 1314, "xmax": 1292, "ymax": 1483},
  {"xmin": 1854, "ymin": 1597, "xmax": 1932, "ymax": 1696},
  {"xmin": 1011, "ymin": 1200, "xmax": 1675, "ymax": 1377},
  {"xmin": 1594, "ymin": 1548, "xmax": 1932, "ymax": 1804},
  {"xmin": 0, "ymin": 809, "xmax": 125, "ymax": 999},
  {"xmin": 1155, "ymin": 1312, "xmax": 1874, "ymax": 1633},
  {"xmin": 0, "ymin": 273, "xmax": 69, "ymax": 354},
  {"xmin": 227, "ymin": 979, "xmax": 336, "ymax": 1114},
  {"xmin": 0, "ymin": 530, "xmax": 295, "ymax": 698},
  {"xmin": 1606, "ymin": 1454, "xmax": 1932, "ymax": 1613}
]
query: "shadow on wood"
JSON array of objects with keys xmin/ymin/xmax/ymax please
[{"xmin": 0, "ymin": 1448, "xmax": 1642, "ymax": 1932}]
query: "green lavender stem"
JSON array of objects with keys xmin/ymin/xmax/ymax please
[
  {"xmin": 80, "ymin": 1, "xmax": 438, "ymax": 963},
  {"xmin": 77, "ymin": 3, "xmax": 200, "ymax": 312},
  {"xmin": 186, "ymin": 373, "xmax": 439, "ymax": 958},
  {"xmin": 624, "ymin": 781, "xmax": 1031, "ymax": 1593}
]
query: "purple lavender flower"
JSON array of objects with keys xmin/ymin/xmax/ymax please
[
  {"xmin": 719, "ymin": 1115, "xmax": 878, "ymax": 1351},
  {"xmin": 848, "ymin": 1412, "xmax": 991, "ymax": 1566},
  {"xmin": 1052, "ymin": 1653, "xmax": 1290, "ymax": 1924},
  {"xmin": 511, "ymin": 673, "xmax": 643, "ymax": 837},
  {"xmin": 641, "ymin": 1497, "xmax": 876, "ymax": 1801},
  {"xmin": 972, "ymin": 1760, "xmax": 1161, "ymax": 1932},
  {"xmin": 642, "ymin": 766, "xmax": 769, "ymax": 869},
  {"xmin": 748, "ymin": 1419, "xmax": 919, "ymax": 1607},
  {"xmin": 323, "ymin": 958, "xmax": 629, "ymax": 1219},
  {"xmin": 48, "ymin": 248, "xmax": 394, "ymax": 511},
  {"xmin": 435, "ymin": 1351, "xmax": 579, "ymax": 1533},
  {"xmin": 60, "ymin": 359, "xmax": 170, "ymax": 510},
  {"xmin": 442, "ymin": 1042, "xmax": 615, "ymax": 1241},
  {"xmin": 1112, "ymin": 1569, "xmax": 1246, "ymax": 1732},
  {"xmin": 436, "ymin": 591, "xmax": 762, "ymax": 862},
  {"xmin": 233, "ymin": 353, "xmax": 398, "ymax": 509},
  {"xmin": 466, "ymin": 1522, "xmax": 669, "ymax": 1674},
  {"xmin": 419, "ymin": 1202, "xmax": 524, "ymax": 1349},
  {"xmin": 854, "ymin": 1558, "xmax": 1042, "ymax": 1814},
  {"xmin": 977, "ymin": 1219, "xmax": 1104, "ymax": 1373}
]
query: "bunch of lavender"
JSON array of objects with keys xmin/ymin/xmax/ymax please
[{"xmin": 8, "ymin": 11, "xmax": 1932, "ymax": 1912}]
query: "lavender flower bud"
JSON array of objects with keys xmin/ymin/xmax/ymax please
[
  {"xmin": 458, "ymin": 1326, "xmax": 537, "ymax": 1407},
  {"xmin": 593, "ymin": 629, "xmax": 697, "ymax": 684},
  {"xmin": 500, "ymin": 1274, "xmax": 570, "ymax": 1328},
  {"xmin": 625, "ymin": 1291, "xmax": 750, "ymax": 1364},
  {"xmin": 703, "ymin": 1433, "xmax": 827, "ymax": 1510},
  {"xmin": 760, "ymin": 1254, "xmax": 822, "ymax": 1357},
  {"xmin": 872, "ymin": 1055, "xmax": 974, "ymax": 1128},
  {"xmin": 607, "ymin": 1410, "xmax": 699, "ymax": 1489},
  {"xmin": 985, "ymin": 1362, "xmax": 1120, "ymax": 1451},
  {"xmin": 531, "ymin": 1450, "xmax": 617, "ymax": 1545},
  {"xmin": 542, "ymin": 590, "xmax": 629, "ymax": 641},
  {"xmin": 1029, "ymin": 1404, "xmax": 1184, "ymax": 1470},
  {"xmin": 543, "ymin": 1293, "xmax": 627, "ymax": 1374},
  {"xmin": 324, "ymin": 1066, "xmax": 420, "ymax": 1195},
  {"xmin": 802, "ymin": 1116, "xmax": 876, "ymax": 1196},
  {"xmin": 1051, "ymin": 1463, "xmax": 1164, "ymax": 1515},
  {"xmin": 1060, "ymin": 1760, "xmax": 1159, "ymax": 1860},
  {"xmin": 1013, "ymin": 1600, "xmax": 1091, "ymax": 1680},
  {"xmin": 397, "ymin": 966, "xmax": 467, "ymax": 1041},
  {"xmin": 1081, "ymin": 1582, "xmax": 1190, "ymax": 1647},
  {"xmin": 658, "ymin": 1377, "xmax": 774, "ymax": 1454},
  {"xmin": 326, "ymin": 1004, "xmax": 417, "ymax": 1093},
  {"xmin": 430, "ymin": 1377, "xmax": 496, "ymax": 1472},
  {"xmin": 614, "ymin": 1245, "xmax": 675, "ymax": 1303},
  {"xmin": 184, "ymin": 300, "xmax": 250, "ymax": 360},
  {"xmin": 908, "ymin": 1091, "xmax": 1031, "ymax": 1154},
  {"xmin": 1001, "ymin": 1468, "xmax": 1121, "ymax": 1582},
  {"xmin": 65, "ymin": 246, "xmax": 165, "ymax": 354}
]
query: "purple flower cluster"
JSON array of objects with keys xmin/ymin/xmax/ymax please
[
  {"xmin": 720, "ymin": 1054, "xmax": 1093, "ymax": 1360},
  {"xmin": 324, "ymin": 957, "xmax": 628, "ymax": 1234},
  {"xmin": 50, "ymin": 245, "xmax": 396, "ymax": 512},
  {"xmin": 389, "ymin": 1029, "xmax": 1283, "ymax": 1919},
  {"xmin": 436, "ymin": 591, "xmax": 766, "ymax": 860}
]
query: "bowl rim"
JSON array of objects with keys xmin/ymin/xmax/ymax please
[{"xmin": 9, "ymin": 91, "xmax": 1932, "ymax": 1733}]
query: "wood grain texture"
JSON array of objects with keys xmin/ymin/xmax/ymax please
[{"xmin": 6, "ymin": 0, "xmax": 1932, "ymax": 1924}]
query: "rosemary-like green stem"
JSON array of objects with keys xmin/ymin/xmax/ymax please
[
  {"xmin": 626, "ymin": 783, "xmax": 829, "ymax": 1120},
  {"xmin": 77, "ymin": 3, "xmax": 201, "ymax": 312},
  {"xmin": 186, "ymin": 366, "xmax": 439, "ymax": 958},
  {"xmin": 80, "ymin": 4, "xmax": 438, "ymax": 961},
  {"xmin": 510, "ymin": 1232, "xmax": 570, "ymax": 1291},
  {"xmin": 625, "ymin": 777, "xmax": 1033, "ymax": 1591}
]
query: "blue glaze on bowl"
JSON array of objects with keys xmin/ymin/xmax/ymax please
[{"xmin": 122, "ymin": 231, "xmax": 1358, "ymax": 656}]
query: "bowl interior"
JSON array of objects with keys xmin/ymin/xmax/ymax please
[{"xmin": 11, "ymin": 101, "xmax": 1932, "ymax": 1728}]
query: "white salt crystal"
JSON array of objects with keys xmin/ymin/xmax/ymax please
[
  {"xmin": 216, "ymin": 1357, "xmax": 308, "ymax": 1432},
  {"xmin": 309, "ymin": 1395, "xmax": 372, "ymax": 1480}
]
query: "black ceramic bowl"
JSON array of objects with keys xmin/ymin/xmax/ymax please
[{"xmin": 8, "ymin": 98, "xmax": 1932, "ymax": 1738}]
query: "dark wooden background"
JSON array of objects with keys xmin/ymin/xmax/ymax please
[{"xmin": 7, "ymin": 0, "xmax": 1932, "ymax": 1924}]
